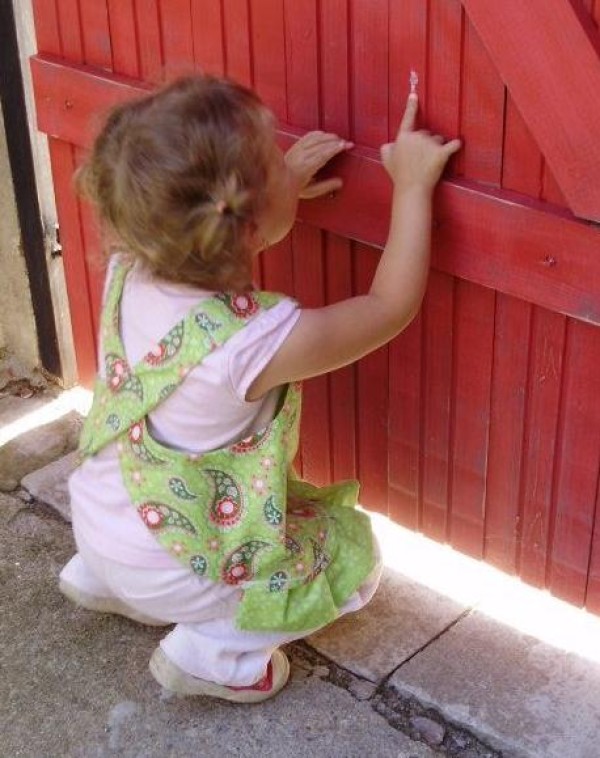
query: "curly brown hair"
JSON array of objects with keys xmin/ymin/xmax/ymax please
[{"xmin": 77, "ymin": 75, "xmax": 274, "ymax": 292}]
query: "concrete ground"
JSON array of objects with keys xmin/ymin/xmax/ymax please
[{"xmin": 3, "ymin": 376, "xmax": 600, "ymax": 758}]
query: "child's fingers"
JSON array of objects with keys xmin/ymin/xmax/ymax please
[
  {"xmin": 380, "ymin": 143, "xmax": 393, "ymax": 164},
  {"xmin": 398, "ymin": 93, "xmax": 419, "ymax": 135},
  {"xmin": 299, "ymin": 177, "xmax": 343, "ymax": 199},
  {"xmin": 302, "ymin": 141, "xmax": 352, "ymax": 175},
  {"xmin": 304, "ymin": 138, "xmax": 353, "ymax": 160},
  {"xmin": 442, "ymin": 138, "xmax": 462, "ymax": 157},
  {"xmin": 300, "ymin": 131, "xmax": 349, "ymax": 149}
]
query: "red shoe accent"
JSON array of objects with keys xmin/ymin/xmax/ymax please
[{"xmin": 228, "ymin": 661, "xmax": 273, "ymax": 692}]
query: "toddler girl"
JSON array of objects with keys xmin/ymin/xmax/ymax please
[{"xmin": 60, "ymin": 75, "xmax": 460, "ymax": 702}]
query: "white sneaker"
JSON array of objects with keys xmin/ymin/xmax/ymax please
[{"xmin": 149, "ymin": 647, "xmax": 290, "ymax": 702}]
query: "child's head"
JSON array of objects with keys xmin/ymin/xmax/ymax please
[{"xmin": 79, "ymin": 75, "xmax": 289, "ymax": 292}]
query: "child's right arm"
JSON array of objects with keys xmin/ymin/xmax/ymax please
[{"xmin": 246, "ymin": 94, "xmax": 462, "ymax": 402}]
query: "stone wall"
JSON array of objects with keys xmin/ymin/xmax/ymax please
[{"xmin": 0, "ymin": 106, "xmax": 38, "ymax": 370}]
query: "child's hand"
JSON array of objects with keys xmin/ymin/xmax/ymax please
[
  {"xmin": 285, "ymin": 131, "xmax": 354, "ymax": 199},
  {"xmin": 380, "ymin": 94, "xmax": 461, "ymax": 194}
]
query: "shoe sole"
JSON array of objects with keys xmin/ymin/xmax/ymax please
[
  {"xmin": 149, "ymin": 647, "xmax": 290, "ymax": 703},
  {"xmin": 59, "ymin": 578, "xmax": 170, "ymax": 627}
]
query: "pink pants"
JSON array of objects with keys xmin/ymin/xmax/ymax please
[{"xmin": 61, "ymin": 532, "xmax": 382, "ymax": 686}]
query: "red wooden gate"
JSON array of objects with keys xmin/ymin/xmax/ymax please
[{"xmin": 30, "ymin": 1, "xmax": 600, "ymax": 612}]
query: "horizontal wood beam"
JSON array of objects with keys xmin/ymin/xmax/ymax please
[
  {"xmin": 461, "ymin": 0, "xmax": 600, "ymax": 222},
  {"xmin": 31, "ymin": 54, "xmax": 600, "ymax": 325}
]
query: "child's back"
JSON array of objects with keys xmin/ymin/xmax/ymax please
[{"xmin": 70, "ymin": 260, "xmax": 299, "ymax": 567}]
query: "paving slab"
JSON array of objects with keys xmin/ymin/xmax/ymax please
[
  {"xmin": 308, "ymin": 567, "xmax": 468, "ymax": 683},
  {"xmin": 0, "ymin": 392, "xmax": 57, "ymax": 426},
  {"xmin": 0, "ymin": 407, "xmax": 82, "ymax": 491},
  {"xmin": 0, "ymin": 490, "xmax": 27, "ymax": 522},
  {"xmin": 1, "ymin": 504, "xmax": 438, "ymax": 758},
  {"xmin": 21, "ymin": 450, "xmax": 78, "ymax": 521},
  {"xmin": 388, "ymin": 609, "xmax": 600, "ymax": 758}
]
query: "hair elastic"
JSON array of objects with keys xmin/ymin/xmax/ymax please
[{"xmin": 215, "ymin": 199, "xmax": 227, "ymax": 215}]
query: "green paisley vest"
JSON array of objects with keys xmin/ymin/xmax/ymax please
[{"xmin": 79, "ymin": 262, "xmax": 375, "ymax": 632}]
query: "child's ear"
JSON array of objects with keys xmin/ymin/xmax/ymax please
[{"xmin": 245, "ymin": 220, "xmax": 269, "ymax": 255}]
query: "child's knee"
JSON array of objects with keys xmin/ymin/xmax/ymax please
[{"xmin": 59, "ymin": 552, "xmax": 112, "ymax": 595}]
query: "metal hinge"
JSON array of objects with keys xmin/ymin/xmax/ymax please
[{"xmin": 50, "ymin": 222, "xmax": 62, "ymax": 258}]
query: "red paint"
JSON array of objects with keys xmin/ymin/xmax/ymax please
[
  {"xmin": 460, "ymin": 16, "xmax": 505, "ymax": 186},
  {"xmin": 31, "ymin": 1, "xmax": 600, "ymax": 615},
  {"xmin": 107, "ymin": 2, "xmax": 139, "ymax": 79},
  {"xmin": 502, "ymin": 95, "xmax": 543, "ymax": 198},
  {"xmin": 354, "ymin": 244, "xmax": 388, "ymax": 515},
  {"xmin": 291, "ymin": 224, "xmax": 331, "ymax": 488},
  {"xmin": 159, "ymin": 0, "xmax": 195, "ymax": 79},
  {"xmin": 485, "ymin": 295, "xmax": 532, "ymax": 573},
  {"xmin": 463, "ymin": 0, "xmax": 600, "ymax": 221},
  {"xmin": 325, "ymin": 234, "xmax": 357, "ymax": 483},
  {"xmin": 420, "ymin": 272, "xmax": 454, "ymax": 543},
  {"xmin": 222, "ymin": 0, "xmax": 252, "ymax": 86},
  {"xmin": 388, "ymin": 314, "xmax": 422, "ymax": 530},
  {"xmin": 191, "ymin": 0, "xmax": 224, "ymax": 75},
  {"xmin": 518, "ymin": 309, "xmax": 566, "ymax": 588},
  {"xmin": 449, "ymin": 282, "xmax": 495, "ymax": 558}
]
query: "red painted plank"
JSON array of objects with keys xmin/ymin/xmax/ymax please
[
  {"xmin": 261, "ymin": 238, "xmax": 294, "ymax": 295},
  {"xmin": 460, "ymin": 16, "xmax": 505, "ymax": 186},
  {"xmin": 388, "ymin": 315, "xmax": 422, "ymax": 529},
  {"xmin": 541, "ymin": 163, "xmax": 568, "ymax": 208},
  {"xmin": 449, "ymin": 281, "xmax": 495, "ymax": 558},
  {"xmin": 290, "ymin": 224, "xmax": 331, "ymax": 487},
  {"xmin": 354, "ymin": 244, "xmax": 388, "ymax": 514},
  {"xmin": 431, "ymin": 183, "xmax": 600, "ymax": 326},
  {"xmin": 420, "ymin": 272, "xmax": 454, "ymax": 542},
  {"xmin": 350, "ymin": 0, "xmax": 388, "ymax": 146},
  {"xmin": 284, "ymin": 0, "xmax": 319, "ymax": 129},
  {"xmin": 48, "ymin": 139, "xmax": 97, "ymax": 385},
  {"xmin": 158, "ymin": 0, "xmax": 195, "ymax": 79},
  {"xmin": 191, "ymin": 0, "xmax": 225, "ymax": 74},
  {"xmin": 462, "ymin": 0, "xmax": 600, "ymax": 221},
  {"xmin": 79, "ymin": 0, "xmax": 112, "ymax": 69},
  {"xmin": 107, "ymin": 1, "xmax": 139, "ymax": 78},
  {"xmin": 319, "ymin": 0, "xmax": 350, "ymax": 135},
  {"xmin": 31, "ymin": 0, "xmax": 62, "ymax": 56},
  {"xmin": 518, "ymin": 309, "xmax": 567, "ymax": 587},
  {"xmin": 547, "ymin": 320, "xmax": 600, "ymax": 605},
  {"xmin": 56, "ymin": 0, "xmax": 84, "ymax": 60},
  {"xmin": 74, "ymin": 147, "xmax": 105, "ymax": 338},
  {"xmin": 388, "ymin": 0, "xmax": 427, "ymax": 135},
  {"xmin": 426, "ymin": 0, "xmax": 462, "ymax": 143},
  {"xmin": 134, "ymin": 0, "xmax": 163, "ymax": 84},
  {"xmin": 250, "ymin": 0, "xmax": 287, "ymax": 120},
  {"xmin": 502, "ymin": 95, "xmax": 543, "ymax": 198},
  {"xmin": 31, "ymin": 55, "xmax": 153, "ymax": 148},
  {"xmin": 325, "ymin": 234, "xmax": 356, "ymax": 483},
  {"xmin": 222, "ymin": 0, "xmax": 252, "ymax": 86},
  {"xmin": 484, "ymin": 295, "xmax": 532, "ymax": 573},
  {"xmin": 30, "ymin": 57, "xmax": 600, "ymax": 326},
  {"xmin": 585, "ymin": 473, "xmax": 600, "ymax": 613}
]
